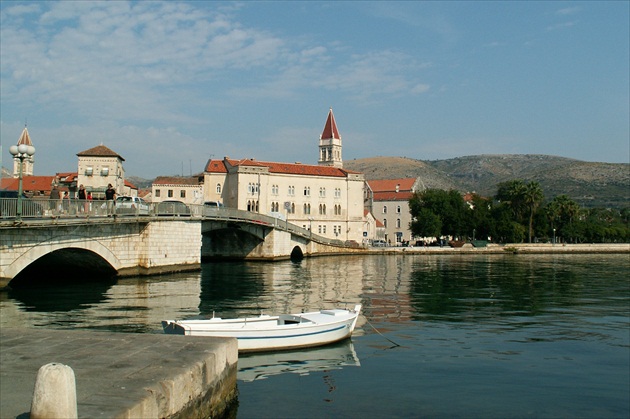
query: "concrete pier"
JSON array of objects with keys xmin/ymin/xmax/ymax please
[{"xmin": 0, "ymin": 328, "xmax": 238, "ymax": 419}]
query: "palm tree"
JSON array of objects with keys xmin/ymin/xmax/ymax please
[{"xmin": 523, "ymin": 181, "xmax": 544, "ymax": 243}]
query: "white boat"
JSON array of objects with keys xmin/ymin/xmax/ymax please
[{"xmin": 161, "ymin": 304, "xmax": 361, "ymax": 352}]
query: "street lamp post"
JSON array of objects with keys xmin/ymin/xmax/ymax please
[
  {"xmin": 553, "ymin": 228, "xmax": 556, "ymax": 245},
  {"xmin": 9, "ymin": 143, "xmax": 36, "ymax": 220}
]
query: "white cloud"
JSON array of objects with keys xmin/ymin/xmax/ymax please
[
  {"xmin": 556, "ymin": 6, "xmax": 581, "ymax": 16},
  {"xmin": 546, "ymin": 21, "xmax": 579, "ymax": 31}
]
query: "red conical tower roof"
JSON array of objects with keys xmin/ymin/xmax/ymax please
[{"xmin": 320, "ymin": 108, "xmax": 340, "ymax": 140}]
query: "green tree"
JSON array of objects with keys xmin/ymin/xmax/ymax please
[
  {"xmin": 409, "ymin": 189, "xmax": 467, "ymax": 240},
  {"xmin": 410, "ymin": 208, "xmax": 442, "ymax": 239},
  {"xmin": 523, "ymin": 181, "xmax": 544, "ymax": 243}
]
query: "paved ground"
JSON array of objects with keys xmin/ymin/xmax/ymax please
[{"xmin": 0, "ymin": 328, "xmax": 237, "ymax": 419}]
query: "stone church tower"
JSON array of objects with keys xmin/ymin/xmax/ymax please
[
  {"xmin": 318, "ymin": 108, "xmax": 343, "ymax": 168},
  {"xmin": 12, "ymin": 126, "xmax": 35, "ymax": 177}
]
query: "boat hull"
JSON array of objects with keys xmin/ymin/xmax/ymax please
[{"xmin": 162, "ymin": 305, "xmax": 361, "ymax": 352}]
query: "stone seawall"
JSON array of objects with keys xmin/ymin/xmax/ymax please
[{"xmin": 365, "ymin": 243, "xmax": 630, "ymax": 255}]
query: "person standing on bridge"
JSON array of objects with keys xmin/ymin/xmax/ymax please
[
  {"xmin": 105, "ymin": 184, "xmax": 116, "ymax": 216},
  {"xmin": 78, "ymin": 184, "xmax": 87, "ymax": 213}
]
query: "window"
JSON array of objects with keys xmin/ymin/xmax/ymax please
[
  {"xmin": 101, "ymin": 167, "xmax": 109, "ymax": 176},
  {"xmin": 334, "ymin": 188, "xmax": 341, "ymax": 198},
  {"xmin": 319, "ymin": 187, "xmax": 326, "ymax": 198},
  {"xmin": 85, "ymin": 167, "xmax": 93, "ymax": 176},
  {"xmin": 397, "ymin": 205, "xmax": 401, "ymax": 213},
  {"xmin": 180, "ymin": 190, "xmax": 186, "ymax": 198},
  {"xmin": 168, "ymin": 190, "xmax": 173, "ymax": 198},
  {"xmin": 288, "ymin": 186, "xmax": 295, "ymax": 196},
  {"xmin": 216, "ymin": 184, "xmax": 222, "ymax": 194},
  {"xmin": 384, "ymin": 219, "xmax": 388, "ymax": 228},
  {"xmin": 155, "ymin": 189, "xmax": 161, "ymax": 197},
  {"xmin": 272, "ymin": 184, "xmax": 279, "ymax": 195},
  {"xmin": 304, "ymin": 203, "xmax": 311, "ymax": 215},
  {"xmin": 304, "ymin": 187, "xmax": 310, "ymax": 196},
  {"xmin": 319, "ymin": 204, "xmax": 326, "ymax": 215},
  {"xmin": 396, "ymin": 218, "xmax": 401, "ymax": 228},
  {"xmin": 248, "ymin": 183, "xmax": 260, "ymax": 194}
]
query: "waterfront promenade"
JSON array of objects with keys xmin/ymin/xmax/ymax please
[{"xmin": 0, "ymin": 328, "xmax": 237, "ymax": 419}]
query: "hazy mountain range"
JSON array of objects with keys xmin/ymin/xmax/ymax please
[{"xmin": 344, "ymin": 155, "xmax": 629, "ymax": 209}]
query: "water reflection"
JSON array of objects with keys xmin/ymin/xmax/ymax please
[
  {"xmin": 238, "ymin": 340, "xmax": 360, "ymax": 382},
  {"xmin": 6, "ymin": 280, "xmax": 115, "ymax": 312}
]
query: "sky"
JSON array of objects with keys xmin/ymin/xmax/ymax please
[{"xmin": 1, "ymin": 1, "xmax": 628, "ymax": 179}]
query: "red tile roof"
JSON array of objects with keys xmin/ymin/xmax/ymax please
[
  {"xmin": 77, "ymin": 145, "xmax": 125, "ymax": 161},
  {"xmin": 373, "ymin": 191, "xmax": 414, "ymax": 201},
  {"xmin": 153, "ymin": 176, "xmax": 202, "ymax": 186},
  {"xmin": 320, "ymin": 108, "xmax": 340, "ymax": 139},
  {"xmin": 367, "ymin": 178, "xmax": 416, "ymax": 193},
  {"xmin": 205, "ymin": 158, "xmax": 361, "ymax": 178},
  {"xmin": 1, "ymin": 176, "xmax": 56, "ymax": 192}
]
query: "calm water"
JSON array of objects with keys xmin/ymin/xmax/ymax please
[{"xmin": 1, "ymin": 254, "xmax": 629, "ymax": 418}]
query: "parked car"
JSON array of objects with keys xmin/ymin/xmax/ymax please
[
  {"xmin": 115, "ymin": 196, "xmax": 149, "ymax": 215},
  {"xmin": 204, "ymin": 201, "xmax": 224, "ymax": 208},
  {"xmin": 371, "ymin": 239, "xmax": 387, "ymax": 247},
  {"xmin": 156, "ymin": 200, "xmax": 191, "ymax": 216}
]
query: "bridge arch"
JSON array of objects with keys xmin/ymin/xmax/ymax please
[
  {"xmin": 4, "ymin": 236, "xmax": 122, "ymax": 283},
  {"xmin": 290, "ymin": 245, "xmax": 304, "ymax": 261}
]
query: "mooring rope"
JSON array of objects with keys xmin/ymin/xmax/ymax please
[{"xmin": 363, "ymin": 316, "xmax": 401, "ymax": 348}]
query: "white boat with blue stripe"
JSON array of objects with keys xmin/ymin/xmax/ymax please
[{"xmin": 161, "ymin": 304, "xmax": 362, "ymax": 352}]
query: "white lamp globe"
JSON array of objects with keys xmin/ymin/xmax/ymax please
[
  {"xmin": 18, "ymin": 144, "xmax": 28, "ymax": 154},
  {"xmin": 9, "ymin": 145, "xmax": 18, "ymax": 155}
]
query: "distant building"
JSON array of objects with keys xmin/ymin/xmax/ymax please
[
  {"xmin": 367, "ymin": 178, "xmax": 424, "ymax": 244},
  {"xmin": 76, "ymin": 145, "xmax": 135, "ymax": 198},
  {"xmin": 151, "ymin": 176, "xmax": 204, "ymax": 205},
  {"xmin": 11, "ymin": 126, "xmax": 35, "ymax": 177},
  {"xmin": 201, "ymin": 108, "xmax": 367, "ymax": 242}
]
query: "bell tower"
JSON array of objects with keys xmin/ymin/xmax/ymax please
[
  {"xmin": 318, "ymin": 108, "xmax": 343, "ymax": 168},
  {"xmin": 13, "ymin": 125, "xmax": 35, "ymax": 177}
]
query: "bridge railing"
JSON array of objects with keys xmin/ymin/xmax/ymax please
[{"xmin": 0, "ymin": 198, "xmax": 351, "ymax": 247}]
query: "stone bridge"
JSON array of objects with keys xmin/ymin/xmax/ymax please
[{"xmin": 0, "ymin": 205, "xmax": 363, "ymax": 288}]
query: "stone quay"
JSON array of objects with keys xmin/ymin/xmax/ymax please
[{"xmin": 0, "ymin": 328, "xmax": 238, "ymax": 419}]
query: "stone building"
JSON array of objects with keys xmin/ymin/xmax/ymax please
[
  {"xmin": 151, "ymin": 176, "xmax": 204, "ymax": 205},
  {"xmin": 202, "ymin": 109, "xmax": 368, "ymax": 242},
  {"xmin": 76, "ymin": 145, "xmax": 133, "ymax": 198},
  {"xmin": 367, "ymin": 178, "xmax": 424, "ymax": 245}
]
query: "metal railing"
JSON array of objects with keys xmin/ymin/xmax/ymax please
[{"xmin": 0, "ymin": 198, "xmax": 351, "ymax": 247}]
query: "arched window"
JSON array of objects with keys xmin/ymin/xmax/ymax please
[
  {"xmin": 216, "ymin": 184, "xmax": 221, "ymax": 194},
  {"xmin": 383, "ymin": 206, "xmax": 388, "ymax": 214},
  {"xmin": 396, "ymin": 218, "xmax": 401, "ymax": 228}
]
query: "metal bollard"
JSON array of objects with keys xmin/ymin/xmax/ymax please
[{"xmin": 30, "ymin": 363, "xmax": 78, "ymax": 419}]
